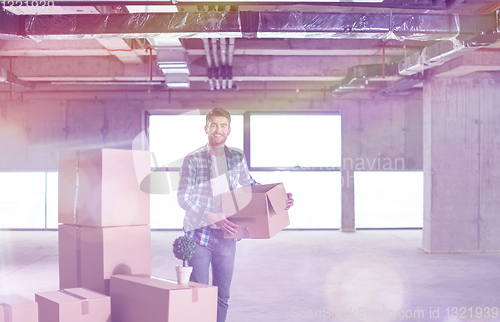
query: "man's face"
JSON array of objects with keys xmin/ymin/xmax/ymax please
[{"xmin": 205, "ymin": 116, "xmax": 231, "ymax": 147}]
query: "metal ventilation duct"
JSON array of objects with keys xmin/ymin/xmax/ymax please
[
  {"xmin": 378, "ymin": 73, "xmax": 425, "ymax": 95},
  {"xmin": 331, "ymin": 63, "xmax": 399, "ymax": 96},
  {"xmin": 157, "ymin": 47, "xmax": 190, "ymax": 88},
  {"xmin": 332, "ymin": 12, "xmax": 500, "ymax": 96},
  {"xmin": 0, "ymin": 11, "xmax": 490, "ymax": 41},
  {"xmin": 0, "ymin": 66, "xmax": 36, "ymax": 91},
  {"xmin": 399, "ymin": 40, "xmax": 482, "ymax": 76},
  {"xmin": 149, "ymin": 37, "xmax": 190, "ymax": 88},
  {"xmin": 28, "ymin": 0, "xmax": 468, "ymax": 11}
]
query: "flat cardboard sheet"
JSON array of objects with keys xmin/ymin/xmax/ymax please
[{"xmin": 110, "ymin": 275, "xmax": 217, "ymax": 322}]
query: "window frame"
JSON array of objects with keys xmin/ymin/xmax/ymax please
[
  {"xmin": 244, "ymin": 111, "xmax": 341, "ymax": 172},
  {"xmin": 146, "ymin": 110, "xmax": 341, "ymax": 172}
]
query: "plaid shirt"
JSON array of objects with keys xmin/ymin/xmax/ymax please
[{"xmin": 177, "ymin": 144, "xmax": 259, "ymax": 246}]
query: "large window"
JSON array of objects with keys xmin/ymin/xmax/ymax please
[
  {"xmin": 0, "ymin": 172, "xmax": 58, "ymax": 229},
  {"xmin": 354, "ymin": 172, "xmax": 423, "ymax": 228},
  {"xmin": 250, "ymin": 114, "xmax": 341, "ymax": 168}
]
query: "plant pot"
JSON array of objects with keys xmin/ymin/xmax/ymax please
[{"xmin": 176, "ymin": 265, "xmax": 193, "ymax": 284}]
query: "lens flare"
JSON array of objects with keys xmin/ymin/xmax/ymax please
[{"xmin": 324, "ymin": 252, "xmax": 407, "ymax": 321}]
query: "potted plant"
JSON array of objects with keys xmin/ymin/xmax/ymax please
[{"xmin": 172, "ymin": 235, "xmax": 197, "ymax": 284}]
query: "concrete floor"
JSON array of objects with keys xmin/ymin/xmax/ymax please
[{"xmin": 1, "ymin": 230, "xmax": 500, "ymax": 322}]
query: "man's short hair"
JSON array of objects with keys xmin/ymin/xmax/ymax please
[{"xmin": 206, "ymin": 108, "xmax": 231, "ymax": 125}]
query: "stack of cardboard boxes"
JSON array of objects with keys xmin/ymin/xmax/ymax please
[
  {"xmin": 57, "ymin": 148, "xmax": 152, "ymax": 295},
  {"xmin": 32, "ymin": 148, "xmax": 219, "ymax": 322},
  {"xmin": 35, "ymin": 148, "xmax": 152, "ymax": 322}
]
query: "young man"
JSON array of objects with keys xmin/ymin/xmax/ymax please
[{"xmin": 177, "ymin": 108, "xmax": 293, "ymax": 322}]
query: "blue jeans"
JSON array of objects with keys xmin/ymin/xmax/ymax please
[{"xmin": 188, "ymin": 229, "xmax": 236, "ymax": 322}]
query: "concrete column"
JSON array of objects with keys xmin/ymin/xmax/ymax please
[
  {"xmin": 340, "ymin": 168, "xmax": 356, "ymax": 232},
  {"xmin": 423, "ymin": 75, "xmax": 500, "ymax": 252},
  {"xmin": 340, "ymin": 103, "xmax": 358, "ymax": 232}
]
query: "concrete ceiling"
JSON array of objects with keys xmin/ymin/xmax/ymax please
[{"xmin": 1, "ymin": 0, "xmax": 500, "ymax": 98}]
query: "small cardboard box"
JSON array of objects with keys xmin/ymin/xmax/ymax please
[
  {"xmin": 59, "ymin": 224, "xmax": 152, "ymax": 295},
  {"xmin": 110, "ymin": 275, "xmax": 217, "ymax": 322},
  {"xmin": 221, "ymin": 182, "xmax": 290, "ymax": 239},
  {"xmin": 58, "ymin": 148, "xmax": 150, "ymax": 227},
  {"xmin": 0, "ymin": 294, "xmax": 38, "ymax": 322},
  {"xmin": 35, "ymin": 288, "xmax": 110, "ymax": 322}
]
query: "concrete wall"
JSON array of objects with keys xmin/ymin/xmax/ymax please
[
  {"xmin": 423, "ymin": 74, "xmax": 500, "ymax": 252},
  {"xmin": 0, "ymin": 99, "xmax": 143, "ymax": 171},
  {"xmin": 0, "ymin": 91, "xmax": 423, "ymax": 173},
  {"xmin": 342, "ymin": 94, "xmax": 423, "ymax": 171}
]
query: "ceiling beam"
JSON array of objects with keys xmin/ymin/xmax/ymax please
[
  {"xmin": 0, "ymin": 38, "xmax": 418, "ymax": 57},
  {"xmin": 1, "ymin": 55, "xmax": 385, "ymax": 80},
  {"xmin": 431, "ymin": 51, "xmax": 500, "ymax": 78}
]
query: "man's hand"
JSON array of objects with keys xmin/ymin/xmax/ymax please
[
  {"xmin": 207, "ymin": 212, "xmax": 239, "ymax": 235},
  {"xmin": 285, "ymin": 192, "xmax": 294, "ymax": 210},
  {"xmin": 214, "ymin": 218, "xmax": 239, "ymax": 235}
]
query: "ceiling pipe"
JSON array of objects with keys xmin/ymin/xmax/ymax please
[
  {"xmin": 211, "ymin": 38, "xmax": 219, "ymax": 68},
  {"xmin": 220, "ymin": 38, "xmax": 227, "ymax": 90},
  {"xmin": 227, "ymin": 38, "xmax": 235, "ymax": 90},
  {"xmin": 227, "ymin": 38, "xmax": 235, "ymax": 67},
  {"xmin": 202, "ymin": 38, "xmax": 212, "ymax": 67},
  {"xmin": 211, "ymin": 38, "xmax": 221, "ymax": 90},
  {"xmin": 480, "ymin": 2, "xmax": 500, "ymax": 14},
  {"xmin": 203, "ymin": 37, "xmax": 235, "ymax": 91},
  {"xmin": 202, "ymin": 38, "xmax": 214, "ymax": 91},
  {"xmin": 49, "ymin": 81, "xmax": 164, "ymax": 85},
  {"xmin": 220, "ymin": 38, "xmax": 227, "ymax": 66}
]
